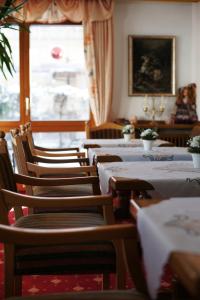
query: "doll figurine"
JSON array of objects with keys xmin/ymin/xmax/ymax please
[{"xmin": 174, "ymin": 83, "xmax": 198, "ymax": 124}]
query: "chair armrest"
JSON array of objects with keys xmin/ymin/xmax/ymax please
[
  {"xmin": 26, "ymin": 163, "xmax": 97, "ymax": 176},
  {"xmin": 32, "ymin": 156, "xmax": 89, "ymax": 165},
  {"xmin": 34, "ymin": 145, "xmax": 79, "ymax": 152},
  {"xmin": 109, "ymin": 176, "xmax": 154, "ymax": 191},
  {"xmin": 95, "ymin": 155, "xmax": 122, "ymax": 163},
  {"xmin": 1, "ymin": 190, "xmax": 112, "ymax": 209},
  {"xmin": 33, "ymin": 149, "xmax": 86, "ymax": 158},
  {"xmin": 14, "ymin": 173, "xmax": 99, "ymax": 186},
  {"xmin": 0, "ymin": 223, "xmax": 136, "ymax": 245},
  {"xmin": 83, "ymin": 144, "xmax": 101, "ymax": 149}
]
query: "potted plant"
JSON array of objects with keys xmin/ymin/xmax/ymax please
[
  {"xmin": 122, "ymin": 124, "xmax": 135, "ymax": 142},
  {"xmin": 187, "ymin": 135, "xmax": 200, "ymax": 168},
  {"xmin": 140, "ymin": 128, "xmax": 159, "ymax": 151},
  {"xmin": 0, "ymin": 0, "xmax": 27, "ymax": 78}
]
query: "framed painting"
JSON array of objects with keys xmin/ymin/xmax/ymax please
[{"xmin": 128, "ymin": 35, "xmax": 176, "ymax": 96}]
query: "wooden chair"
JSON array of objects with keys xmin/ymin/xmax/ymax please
[
  {"xmin": 2, "ymin": 131, "xmax": 105, "ymax": 216},
  {"xmin": 158, "ymin": 142, "xmax": 175, "ymax": 147},
  {"xmin": 10, "ymin": 129, "xmax": 100, "ymax": 198},
  {"xmin": 85, "ymin": 121, "xmax": 123, "ymax": 139},
  {"xmin": 0, "ymin": 134, "xmax": 107, "ymax": 215},
  {"xmin": 0, "ymin": 132, "xmax": 135, "ymax": 297},
  {"xmin": 191, "ymin": 125, "xmax": 200, "ymax": 137},
  {"xmin": 0, "ymin": 223, "xmax": 148, "ymax": 300},
  {"xmin": 158, "ymin": 134, "xmax": 189, "ymax": 147},
  {"xmin": 23, "ymin": 122, "xmax": 83, "ymax": 158},
  {"xmin": 95, "ymin": 155, "xmax": 122, "ymax": 164},
  {"xmin": 18, "ymin": 126, "xmax": 88, "ymax": 165}
]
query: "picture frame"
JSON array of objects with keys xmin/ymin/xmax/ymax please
[{"xmin": 128, "ymin": 35, "xmax": 176, "ymax": 96}]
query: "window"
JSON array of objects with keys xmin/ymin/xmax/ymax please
[
  {"xmin": 0, "ymin": 26, "xmax": 20, "ymax": 121},
  {"xmin": 0, "ymin": 24, "xmax": 89, "ymax": 135},
  {"xmin": 30, "ymin": 25, "xmax": 89, "ymax": 121}
]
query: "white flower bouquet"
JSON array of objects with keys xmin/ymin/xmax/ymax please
[
  {"xmin": 122, "ymin": 124, "xmax": 135, "ymax": 134},
  {"xmin": 140, "ymin": 128, "xmax": 159, "ymax": 140},
  {"xmin": 188, "ymin": 135, "xmax": 200, "ymax": 153}
]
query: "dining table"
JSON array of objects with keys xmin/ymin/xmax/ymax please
[
  {"xmin": 82, "ymin": 138, "xmax": 170, "ymax": 150},
  {"xmin": 98, "ymin": 161, "xmax": 200, "ymax": 199},
  {"xmin": 131, "ymin": 197, "xmax": 200, "ymax": 300},
  {"xmin": 88, "ymin": 146, "xmax": 192, "ymax": 165}
]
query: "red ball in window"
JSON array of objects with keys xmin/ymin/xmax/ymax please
[{"xmin": 51, "ymin": 47, "xmax": 63, "ymax": 59}]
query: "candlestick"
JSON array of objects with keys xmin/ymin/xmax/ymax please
[
  {"xmin": 143, "ymin": 94, "xmax": 148, "ymax": 112},
  {"xmin": 143, "ymin": 96, "xmax": 165, "ymax": 124}
]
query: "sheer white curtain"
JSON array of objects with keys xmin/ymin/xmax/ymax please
[{"xmin": 15, "ymin": 0, "xmax": 114, "ymax": 125}]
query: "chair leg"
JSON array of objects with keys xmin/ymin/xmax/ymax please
[
  {"xmin": 4, "ymin": 271, "xmax": 15, "ymax": 298},
  {"xmin": 14, "ymin": 275, "xmax": 22, "ymax": 296},
  {"xmin": 102, "ymin": 273, "xmax": 110, "ymax": 289},
  {"xmin": 4, "ymin": 246, "xmax": 15, "ymax": 297},
  {"xmin": 114, "ymin": 240, "xmax": 126, "ymax": 289}
]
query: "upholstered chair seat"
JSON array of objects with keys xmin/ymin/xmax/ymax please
[
  {"xmin": 32, "ymin": 183, "xmax": 93, "ymax": 197},
  {"xmin": 32, "ymin": 184, "xmax": 96, "ymax": 213},
  {"xmin": 14, "ymin": 212, "xmax": 116, "ymax": 276}
]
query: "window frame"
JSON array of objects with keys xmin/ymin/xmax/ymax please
[{"xmin": 0, "ymin": 22, "xmax": 89, "ymax": 133}]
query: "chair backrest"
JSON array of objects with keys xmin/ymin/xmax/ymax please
[
  {"xmin": 86, "ymin": 121, "xmax": 123, "ymax": 139},
  {"xmin": 20, "ymin": 124, "xmax": 36, "ymax": 162},
  {"xmin": 23, "ymin": 122, "xmax": 35, "ymax": 149},
  {"xmin": 191, "ymin": 125, "xmax": 200, "ymax": 137},
  {"xmin": 158, "ymin": 134, "xmax": 189, "ymax": 147},
  {"xmin": 10, "ymin": 129, "xmax": 31, "ymax": 176},
  {"xmin": 11, "ymin": 128, "xmax": 94, "ymax": 176},
  {"xmin": 158, "ymin": 142, "xmax": 175, "ymax": 147},
  {"xmin": 0, "ymin": 131, "xmax": 17, "ymax": 193},
  {"xmin": 17, "ymin": 125, "xmax": 89, "ymax": 166},
  {"xmin": 18, "ymin": 123, "xmax": 35, "ymax": 155},
  {"xmin": 95, "ymin": 155, "xmax": 122, "ymax": 164},
  {"xmin": 11, "ymin": 128, "xmax": 37, "ymax": 195}
]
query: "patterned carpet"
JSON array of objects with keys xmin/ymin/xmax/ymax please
[{"xmin": 0, "ymin": 210, "xmax": 172, "ymax": 299}]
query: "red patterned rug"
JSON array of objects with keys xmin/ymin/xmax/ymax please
[{"xmin": 0, "ymin": 209, "xmax": 172, "ymax": 299}]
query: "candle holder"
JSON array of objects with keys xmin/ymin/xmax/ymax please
[{"xmin": 143, "ymin": 96, "xmax": 165, "ymax": 125}]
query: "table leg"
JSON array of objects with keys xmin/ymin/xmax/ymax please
[{"xmin": 113, "ymin": 190, "xmax": 131, "ymax": 219}]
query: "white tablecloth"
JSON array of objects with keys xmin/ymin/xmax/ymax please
[
  {"xmin": 98, "ymin": 161, "xmax": 200, "ymax": 198},
  {"xmin": 82, "ymin": 138, "xmax": 169, "ymax": 148},
  {"xmin": 88, "ymin": 147, "xmax": 191, "ymax": 165},
  {"xmin": 137, "ymin": 197, "xmax": 200, "ymax": 299}
]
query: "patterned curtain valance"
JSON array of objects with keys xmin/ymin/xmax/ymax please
[{"xmin": 12, "ymin": 0, "xmax": 114, "ymax": 23}]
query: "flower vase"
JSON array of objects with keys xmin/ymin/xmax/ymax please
[
  {"xmin": 143, "ymin": 139, "xmax": 153, "ymax": 151},
  {"xmin": 191, "ymin": 153, "xmax": 200, "ymax": 168},
  {"xmin": 124, "ymin": 134, "xmax": 132, "ymax": 142}
]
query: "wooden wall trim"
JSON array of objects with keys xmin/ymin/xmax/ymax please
[
  {"xmin": 30, "ymin": 121, "xmax": 86, "ymax": 132},
  {"xmin": 0, "ymin": 121, "xmax": 86, "ymax": 133}
]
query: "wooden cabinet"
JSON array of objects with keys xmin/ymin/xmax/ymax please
[{"xmin": 134, "ymin": 122, "xmax": 196, "ymax": 147}]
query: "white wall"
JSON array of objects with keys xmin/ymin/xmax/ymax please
[
  {"xmin": 112, "ymin": 0, "xmax": 194, "ymax": 122},
  {"xmin": 192, "ymin": 3, "xmax": 200, "ymax": 117}
]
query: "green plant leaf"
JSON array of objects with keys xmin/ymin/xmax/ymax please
[
  {"xmin": 0, "ymin": 32, "xmax": 14, "ymax": 78},
  {"xmin": 1, "ymin": 32, "xmax": 12, "ymax": 53},
  {"xmin": 0, "ymin": 0, "xmax": 27, "ymax": 20},
  {"xmin": 0, "ymin": 0, "xmax": 27, "ymax": 78}
]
